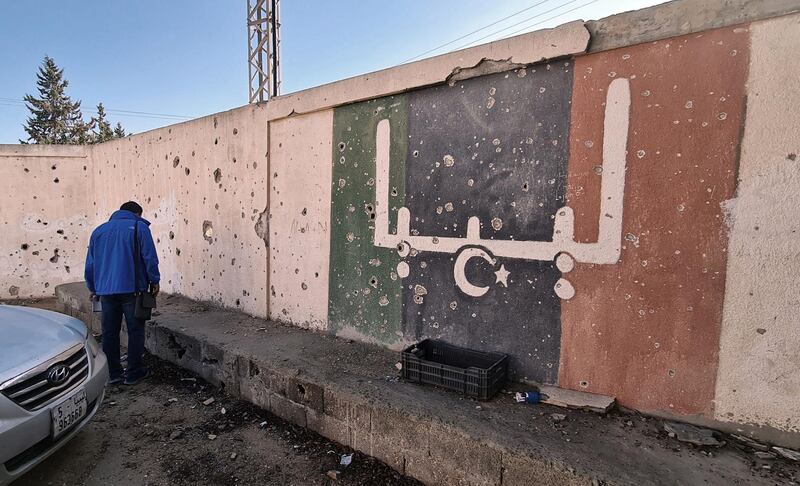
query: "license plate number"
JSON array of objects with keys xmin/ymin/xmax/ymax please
[{"xmin": 51, "ymin": 388, "xmax": 87, "ymax": 438}]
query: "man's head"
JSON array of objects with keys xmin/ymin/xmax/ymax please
[{"xmin": 120, "ymin": 201, "xmax": 143, "ymax": 216}]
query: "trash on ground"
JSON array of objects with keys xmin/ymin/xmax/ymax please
[
  {"xmin": 663, "ymin": 422, "xmax": 723, "ymax": 447},
  {"xmin": 515, "ymin": 391, "xmax": 541, "ymax": 404},
  {"xmin": 340, "ymin": 453, "xmax": 353, "ymax": 467},
  {"xmin": 259, "ymin": 421, "xmax": 268, "ymax": 428},
  {"xmin": 326, "ymin": 470, "xmax": 340, "ymax": 480},
  {"xmin": 537, "ymin": 384, "xmax": 615, "ymax": 413},
  {"xmin": 203, "ymin": 397, "xmax": 215, "ymax": 406}
]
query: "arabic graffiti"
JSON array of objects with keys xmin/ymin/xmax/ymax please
[{"xmin": 374, "ymin": 78, "xmax": 631, "ymax": 300}]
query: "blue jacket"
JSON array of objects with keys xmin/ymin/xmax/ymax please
[{"xmin": 84, "ymin": 210, "xmax": 160, "ymax": 295}]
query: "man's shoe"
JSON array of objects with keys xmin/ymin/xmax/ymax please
[
  {"xmin": 123, "ymin": 369, "xmax": 151, "ymax": 386},
  {"xmin": 109, "ymin": 376, "xmax": 123, "ymax": 385}
]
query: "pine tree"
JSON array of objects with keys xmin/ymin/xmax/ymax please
[
  {"xmin": 91, "ymin": 103, "xmax": 114, "ymax": 143},
  {"xmin": 113, "ymin": 122, "xmax": 126, "ymax": 139},
  {"xmin": 21, "ymin": 56, "xmax": 91, "ymax": 144}
]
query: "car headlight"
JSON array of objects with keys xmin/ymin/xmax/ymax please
[{"xmin": 87, "ymin": 334, "xmax": 101, "ymax": 357}]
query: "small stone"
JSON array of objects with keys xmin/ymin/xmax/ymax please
[
  {"xmin": 475, "ymin": 405, "xmax": 482, "ymax": 410},
  {"xmin": 168, "ymin": 397, "xmax": 178, "ymax": 403},
  {"xmin": 754, "ymin": 452, "xmax": 776, "ymax": 460},
  {"xmin": 663, "ymin": 422, "xmax": 722, "ymax": 447},
  {"xmin": 221, "ymin": 407, "xmax": 227, "ymax": 415},
  {"xmin": 551, "ymin": 413, "xmax": 567, "ymax": 423},
  {"xmin": 230, "ymin": 452, "xmax": 238, "ymax": 460},
  {"xmin": 326, "ymin": 470, "xmax": 340, "ymax": 480},
  {"xmin": 207, "ymin": 434, "xmax": 217, "ymax": 440},
  {"xmin": 169, "ymin": 430, "xmax": 183, "ymax": 441},
  {"xmin": 626, "ymin": 420, "xmax": 633, "ymax": 426},
  {"xmin": 259, "ymin": 421, "xmax": 268, "ymax": 428},
  {"xmin": 203, "ymin": 397, "xmax": 215, "ymax": 406}
]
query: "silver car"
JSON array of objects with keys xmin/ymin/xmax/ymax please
[{"xmin": 0, "ymin": 305, "xmax": 108, "ymax": 485}]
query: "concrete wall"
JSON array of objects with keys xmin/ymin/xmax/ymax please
[
  {"xmin": 89, "ymin": 105, "xmax": 269, "ymax": 316},
  {"xmin": 0, "ymin": 145, "xmax": 92, "ymax": 298},
  {"xmin": 1, "ymin": 0, "xmax": 798, "ymax": 442},
  {"xmin": 714, "ymin": 13, "xmax": 800, "ymax": 435}
]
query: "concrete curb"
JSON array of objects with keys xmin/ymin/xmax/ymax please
[
  {"xmin": 56, "ymin": 282, "xmax": 797, "ymax": 486},
  {"xmin": 56, "ymin": 283, "xmax": 586, "ymax": 485}
]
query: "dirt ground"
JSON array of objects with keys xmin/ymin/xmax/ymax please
[{"xmin": 14, "ymin": 353, "xmax": 421, "ymax": 486}]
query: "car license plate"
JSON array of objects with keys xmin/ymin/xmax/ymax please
[{"xmin": 51, "ymin": 388, "xmax": 87, "ymax": 438}]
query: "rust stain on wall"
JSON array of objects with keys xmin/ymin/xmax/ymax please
[{"xmin": 560, "ymin": 26, "xmax": 750, "ymax": 415}]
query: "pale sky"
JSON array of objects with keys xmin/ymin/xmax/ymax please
[{"xmin": 0, "ymin": 0, "xmax": 664, "ymax": 143}]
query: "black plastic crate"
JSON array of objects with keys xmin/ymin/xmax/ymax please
[{"xmin": 401, "ymin": 339, "xmax": 508, "ymax": 400}]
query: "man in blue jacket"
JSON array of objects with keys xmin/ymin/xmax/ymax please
[{"xmin": 85, "ymin": 201, "xmax": 160, "ymax": 386}]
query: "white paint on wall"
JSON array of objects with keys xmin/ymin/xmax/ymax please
[
  {"xmin": 714, "ymin": 14, "xmax": 800, "ymax": 433},
  {"xmin": 267, "ymin": 110, "xmax": 333, "ymax": 330},
  {"xmin": 0, "ymin": 145, "xmax": 92, "ymax": 299}
]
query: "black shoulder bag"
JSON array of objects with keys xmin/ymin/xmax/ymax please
[{"xmin": 133, "ymin": 221, "xmax": 157, "ymax": 320}]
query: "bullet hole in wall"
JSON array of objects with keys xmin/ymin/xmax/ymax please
[
  {"xmin": 53, "ymin": 178, "xmax": 60, "ymax": 183},
  {"xmin": 173, "ymin": 156, "xmax": 180, "ymax": 168},
  {"xmin": 202, "ymin": 221, "xmax": 214, "ymax": 243},
  {"xmin": 214, "ymin": 168, "xmax": 222, "ymax": 183},
  {"xmin": 56, "ymin": 229, "xmax": 64, "ymax": 235},
  {"xmin": 364, "ymin": 203, "xmax": 376, "ymax": 220},
  {"xmin": 185, "ymin": 168, "xmax": 191, "ymax": 176},
  {"xmin": 169, "ymin": 231, "xmax": 175, "ymax": 240},
  {"xmin": 214, "ymin": 138, "xmax": 218, "ymax": 145},
  {"xmin": 23, "ymin": 168, "xmax": 29, "ymax": 173},
  {"xmin": 233, "ymin": 127, "xmax": 238, "ymax": 135},
  {"xmin": 8, "ymin": 286, "xmax": 19, "ymax": 296},
  {"xmin": 51, "ymin": 164, "xmax": 57, "ymax": 170},
  {"xmin": 49, "ymin": 249, "xmax": 60, "ymax": 263},
  {"xmin": 20, "ymin": 244, "xmax": 29, "ymax": 250}
]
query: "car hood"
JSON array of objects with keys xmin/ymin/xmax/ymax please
[{"xmin": 0, "ymin": 305, "xmax": 87, "ymax": 384}]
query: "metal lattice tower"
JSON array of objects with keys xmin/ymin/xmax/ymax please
[{"xmin": 247, "ymin": 0, "xmax": 280, "ymax": 103}]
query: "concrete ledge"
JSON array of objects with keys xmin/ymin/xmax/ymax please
[{"xmin": 56, "ymin": 282, "xmax": 800, "ymax": 486}]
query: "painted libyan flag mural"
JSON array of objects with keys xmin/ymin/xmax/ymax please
[{"xmin": 329, "ymin": 62, "xmax": 583, "ymax": 383}]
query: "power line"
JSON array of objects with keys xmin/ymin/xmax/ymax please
[
  {"xmin": 448, "ymin": 0, "xmax": 591, "ymax": 53},
  {"xmin": 479, "ymin": 0, "xmax": 604, "ymax": 43},
  {"xmin": 0, "ymin": 97, "xmax": 193, "ymax": 121},
  {"xmin": 400, "ymin": 0, "xmax": 553, "ymax": 64}
]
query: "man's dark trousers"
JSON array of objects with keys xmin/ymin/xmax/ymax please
[{"xmin": 100, "ymin": 293, "xmax": 147, "ymax": 381}]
